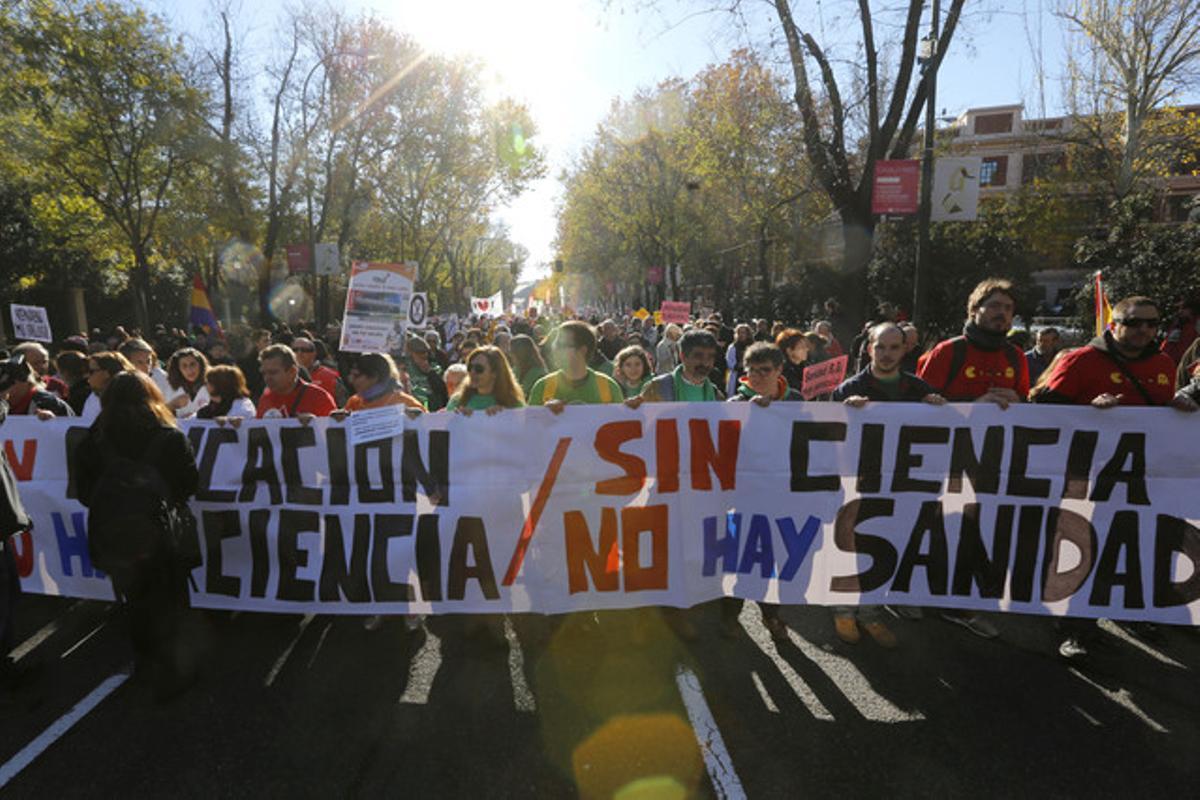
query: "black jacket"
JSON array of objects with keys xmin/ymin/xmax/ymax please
[
  {"xmin": 832, "ymin": 368, "xmax": 936, "ymax": 403},
  {"xmin": 74, "ymin": 424, "xmax": 199, "ymax": 510},
  {"xmin": 0, "ymin": 402, "xmax": 31, "ymax": 538}
]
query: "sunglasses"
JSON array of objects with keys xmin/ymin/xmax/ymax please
[
  {"xmin": 469, "ymin": 362, "xmax": 488, "ymax": 374},
  {"xmin": 1114, "ymin": 317, "xmax": 1160, "ymax": 329}
]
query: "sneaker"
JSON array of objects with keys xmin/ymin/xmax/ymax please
[
  {"xmin": 834, "ymin": 616, "xmax": 860, "ymax": 644},
  {"xmin": 941, "ymin": 612, "xmax": 999, "ymax": 639},
  {"xmin": 1058, "ymin": 637, "xmax": 1088, "ymax": 659},
  {"xmin": 763, "ymin": 615, "xmax": 789, "ymax": 644},
  {"xmin": 862, "ymin": 621, "xmax": 898, "ymax": 649}
]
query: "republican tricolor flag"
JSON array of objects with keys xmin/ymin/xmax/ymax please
[
  {"xmin": 189, "ymin": 274, "xmax": 224, "ymax": 339},
  {"xmin": 1093, "ymin": 271, "xmax": 1112, "ymax": 338}
]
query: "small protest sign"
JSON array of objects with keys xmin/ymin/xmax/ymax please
[
  {"xmin": 801, "ymin": 355, "xmax": 848, "ymax": 400},
  {"xmin": 659, "ymin": 301, "xmax": 690, "ymax": 325},
  {"xmin": 10, "ymin": 304, "xmax": 51, "ymax": 343}
]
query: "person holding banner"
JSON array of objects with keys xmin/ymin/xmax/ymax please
[
  {"xmin": 918, "ymin": 278, "xmax": 1027, "ymax": 639},
  {"xmin": 195, "ymin": 365, "xmax": 257, "ymax": 420},
  {"xmin": 831, "ymin": 323, "xmax": 946, "ymax": 647},
  {"xmin": 528, "ymin": 322, "xmax": 623, "ymax": 407},
  {"xmin": 255, "ymin": 345, "xmax": 336, "ymax": 420},
  {"xmin": 164, "ymin": 348, "xmax": 211, "ymax": 418},
  {"xmin": 721, "ymin": 342, "xmax": 801, "ymax": 642},
  {"xmin": 775, "ymin": 328, "xmax": 813, "ymax": 394},
  {"xmin": 404, "ymin": 337, "xmax": 448, "ymax": 411},
  {"xmin": 612, "ymin": 346, "xmax": 653, "ymax": 399},
  {"xmin": 342, "ymin": 353, "xmax": 424, "ymax": 413},
  {"xmin": 1033, "ymin": 296, "xmax": 1193, "ymax": 658},
  {"xmin": 510, "ymin": 334, "xmax": 549, "ymax": 398},
  {"xmin": 446, "ymin": 346, "xmax": 525, "ymax": 413},
  {"xmin": 11, "ymin": 342, "xmax": 68, "ymax": 399}
]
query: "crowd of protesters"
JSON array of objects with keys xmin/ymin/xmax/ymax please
[{"xmin": 2, "ymin": 279, "xmax": 1199, "ymax": 700}]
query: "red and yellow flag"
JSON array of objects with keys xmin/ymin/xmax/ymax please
[{"xmin": 1093, "ymin": 271, "xmax": 1112, "ymax": 337}]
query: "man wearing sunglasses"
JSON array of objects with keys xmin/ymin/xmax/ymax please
[
  {"xmin": 1036, "ymin": 296, "xmax": 1177, "ymax": 407},
  {"xmin": 526, "ymin": 321, "xmax": 623, "ymax": 408}
]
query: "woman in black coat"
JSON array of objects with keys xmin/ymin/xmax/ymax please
[{"xmin": 73, "ymin": 371, "xmax": 200, "ymax": 699}]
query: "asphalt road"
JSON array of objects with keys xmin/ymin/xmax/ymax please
[{"xmin": 1, "ymin": 594, "xmax": 1198, "ymax": 798}]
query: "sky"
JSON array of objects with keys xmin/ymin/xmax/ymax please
[{"xmin": 146, "ymin": 0, "xmax": 1091, "ymax": 281}]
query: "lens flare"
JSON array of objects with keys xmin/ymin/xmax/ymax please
[
  {"xmin": 219, "ymin": 239, "xmax": 263, "ymax": 286},
  {"xmin": 268, "ymin": 279, "xmax": 313, "ymax": 322}
]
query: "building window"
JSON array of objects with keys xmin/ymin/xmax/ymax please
[
  {"xmin": 1021, "ymin": 151, "xmax": 1065, "ymax": 184},
  {"xmin": 979, "ymin": 155, "xmax": 1008, "ymax": 187},
  {"xmin": 974, "ymin": 113, "xmax": 1014, "ymax": 135}
]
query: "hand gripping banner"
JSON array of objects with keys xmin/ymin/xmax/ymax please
[{"xmin": 6, "ymin": 404, "xmax": 1200, "ymax": 623}]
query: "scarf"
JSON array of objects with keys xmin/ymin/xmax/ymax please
[
  {"xmin": 963, "ymin": 321, "xmax": 1010, "ymax": 351},
  {"xmin": 361, "ymin": 377, "xmax": 399, "ymax": 403},
  {"xmin": 672, "ymin": 364, "xmax": 716, "ymax": 402}
]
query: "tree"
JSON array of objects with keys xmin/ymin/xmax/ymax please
[
  {"xmin": 5, "ymin": 1, "xmax": 209, "ymax": 329},
  {"xmin": 1058, "ymin": 0, "xmax": 1200, "ymax": 198},
  {"xmin": 768, "ymin": 0, "xmax": 967, "ymax": 322}
]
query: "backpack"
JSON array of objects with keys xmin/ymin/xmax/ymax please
[
  {"xmin": 539, "ymin": 371, "xmax": 615, "ymax": 403},
  {"xmin": 86, "ymin": 430, "xmax": 199, "ymax": 578}
]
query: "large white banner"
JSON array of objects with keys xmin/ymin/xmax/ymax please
[{"xmin": 6, "ymin": 405, "xmax": 1200, "ymax": 623}]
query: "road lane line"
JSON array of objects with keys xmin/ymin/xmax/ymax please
[
  {"xmin": 264, "ymin": 614, "xmax": 315, "ymax": 687},
  {"xmin": 749, "ymin": 671, "xmax": 779, "ymax": 714},
  {"xmin": 1097, "ymin": 620, "xmax": 1187, "ymax": 669},
  {"xmin": 306, "ymin": 621, "xmax": 333, "ymax": 670},
  {"xmin": 738, "ymin": 603, "xmax": 833, "ymax": 720},
  {"xmin": 11, "ymin": 601, "xmax": 83, "ymax": 663},
  {"xmin": 675, "ymin": 665, "xmax": 747, "ymax": 800},
  {"xmin": 784, "ymin": 628, "xmax": 926, "ymax": 723},
  {"xmin": 1072, "ymin": 705, "xmax": 1102, "ymax": 726},
  {"xmin": 398, "ymin": 625, "xmax": 441, "ymax": 705},
  {"xmin": 0, "ymin": 671, "xmax": 129, "ymax": 789},
  {"xmin": 59, "ymin": 620, "xmax": 108, "ymax": 660},
  {"xmin": 1068, "ymin": 668, "xmax": 1168, "ymax": 733},
  {"xmin": 503, "ymin": 617, "xmax": 536, "ymax": 713}
]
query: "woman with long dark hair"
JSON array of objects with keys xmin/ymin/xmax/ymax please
[
  {"xmin": 166, "ymin": 347, "xmax": 211, "ymax": 418},
  {"xmin": 446, "ymin": 346, "xmax": 525, "ymax": 413},
  {"xmin": 74, "ymin": 371, "xmax": 201, "ymax": 700}
]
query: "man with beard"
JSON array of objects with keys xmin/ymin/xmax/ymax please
[{"xmin": 917, "ymin": 278, "xmax": 1029, "ymax": 639}]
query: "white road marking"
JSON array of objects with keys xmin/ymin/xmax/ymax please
[
  {"xmin": 1097, "ymin": 619, "xmax": 1187, "ymax": 670},
  {"xmin": 738, "ymin": 604, "xmax": 833, "ymax": 720},
  {"xmin": 749, "ymin": 671, "xmax": 779, "ymax": 714},
  {"xmin": 0, "ymin": 671, "xmax": 129, "ymax": 789},
  {"xmin": 784, "ymin": 628, "xmax": 926, "ymax": 723},
  {"xmin": 59, "ymin": 620, "xmax": 108, "ymax": 660},
  {"xmin": 306, "ymin": 621, "xmax": 333, "ymax": 670},
  {"xmin": 1072, "ymin": 705, "xmax": 1102, "ymax": 726},
  {"xmin": 675, "ymin": 665, "xmax": 747, "ymax": 800},
  {"xmin": 11, "ymin": 601, "xmax": 83, "ymax": 662},
  {"xmin": 264, "ymin": 614, "xmax": 315, "ymax": 687},
  {"xmin": 1068, "ymin": 668, "xmax": 1168, "ymax": 733},
  {"xmin": 503, "ymin": 617, "xmax": 536, "ymax": 713},
  {"xmin": 398, "ymin": 625, "xmax": 442, "ymax": 705}
]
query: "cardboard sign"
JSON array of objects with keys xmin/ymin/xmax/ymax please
[
  {"xmin": 659, "ymin": 301, "xmax": 690, "ymax": 325},
  {"xmin": 932, "ymin": 157, "xmax": 982, "ymax": 221},
  {"xmin": 10, "ymin": 304, "xmax": 51, "ymax": 343},
  {"xmin": 633, "ymin": 308, "xmax": 650, "ymax": 321},
  {"xmin": 801, "ymin": 355, "xmax": 848, "ymax": 400}
]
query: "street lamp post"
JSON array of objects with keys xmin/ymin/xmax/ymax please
[{"xmin": 913, "ymin": 0, "xmax": 941, "ymax": 329}]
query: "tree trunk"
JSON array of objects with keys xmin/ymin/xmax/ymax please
[
  {"xmin": 840, "ymin": 206, "xmax": 875, "ymax": 324},
  {"xmin": 132, "ymin": 247, "xmax": 152, "ymax": 332}
]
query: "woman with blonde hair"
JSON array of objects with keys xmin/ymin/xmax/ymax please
[{"xmin": 446, "ymin": 345, "xmax": 525, "ymax": 413}]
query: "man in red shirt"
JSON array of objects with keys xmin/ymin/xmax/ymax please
[
  {"xmin": 1037, "ymin": 296, "xmax": 1177, "ymax": 407},
  {"xmin": 291, "ymin": 336, "xmax": 345, "ymax": 404},
  {"xmin": 917, "ymin": 278, "xmax": 1029, "ymax": 639},
  {"xmin": 1034, "ymin": 296, "xmax": 1193, "ymax": 658},
  {"xmin": 918, "ymin": 278, "xmax": 1029, "ymax": 407},
  {"xmin": 256, "ymin": 344, "xmax": 336, "ymax": 419}
]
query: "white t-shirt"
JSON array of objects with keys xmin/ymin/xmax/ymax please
[
  {"xmin": 80, "ymin": 393, "xmax": 100, "ymax": 424},
  {"xmin": 167, "ymin": 384, "xmax": 211, "ymax": 419},
  {"xmin": 224, "ymin": 397, "xmax": 257, "ymax": 419}
]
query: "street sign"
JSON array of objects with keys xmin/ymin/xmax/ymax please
[
  {"xmin": 872, "ymin": 160, "xmax": 921, "ymax": 215},
  {"xmin": 932, "ymin": 157, "xmax": 982, "ymax": 221},
  {"xmin": 285, "ymin": 244, "xmax": 312, "ymax": 274},
  {"xmin": 409, "ymin": 292, "xmax": 428, "ymax": 327},
  {"xmin": 314, "ymin": 243, "xmax": 340, "ymax": 276}
]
